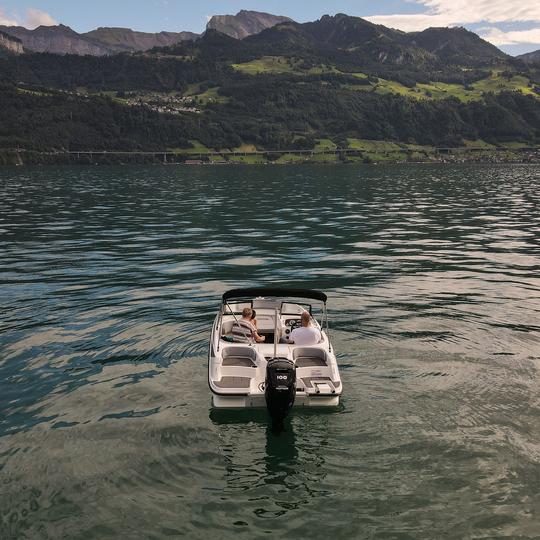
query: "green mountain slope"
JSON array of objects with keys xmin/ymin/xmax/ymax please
[
  {"xmin": 406, "ymin": 27, "xmax": 508, "ymax": 66},
  {"xmin": 0, "ymin": 14, "xmax": 539, "ymax": 154},
  {"xmin": 517, "ymin": 50, "xmax": 540, "ymax": 64}
]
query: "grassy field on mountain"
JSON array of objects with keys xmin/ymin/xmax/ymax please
[
  {"xmin": 232, "ymin": 55, "xmax": 339, "ymax": 75},
  {"xmin": 232, "ymin": 57, "xmax": 540, "ymax": 103}
]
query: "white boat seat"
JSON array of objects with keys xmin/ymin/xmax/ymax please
[
  {"xmin": 214, "ymin": 377, "xmax": 251, "ymax": 389},
  {"xmin": 221, "ymin": 320, "xmax": 235, "ymax": 335},
  {"xmin": 221, "ymin": 346, "xmax": 258, "ymax": 367},
  {"xmin": 222, "ymin": 345, "xmax": 256, "ymax": 358},
  {"xmin": 293, "ymin": 347, "xmax": 328, "ymax": 367},
  {"xmin": 295, "ymin": 356, "xmax": 327, "ymax": 367},
  {"xmin": 222, "ymin": 356, "xmax": 256, "ymax": 367}
]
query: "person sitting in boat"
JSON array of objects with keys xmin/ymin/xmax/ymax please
[
  {"xmin": 232, "ymin": 307, "xmax": 265, "ymax": 343},
  {"xmin": 289, "ymin": 311, "xmax": 321, "ymax": 346},
  {"xmin": 250, "ymin": 309, "xmax": 258, "ymax": 330}
]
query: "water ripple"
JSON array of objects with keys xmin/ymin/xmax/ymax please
[{"xmin": 1, "ymin": 164, "xmax": 540, "ymax": 538}]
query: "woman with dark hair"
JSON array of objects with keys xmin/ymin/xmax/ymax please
[
  {"xmin": 232, "ymin": 307, "xmax": 265, "ymax": 343},
  {"xmin": 250, "ymin": 309, "xmax": 258, "ymax": 330}
]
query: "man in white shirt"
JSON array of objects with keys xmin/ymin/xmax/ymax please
[{"xmin": 289, "ymin": 311, "xmax": 321, "ymax": 346}]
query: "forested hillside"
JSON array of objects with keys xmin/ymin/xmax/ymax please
[{"xmin": 0, "ymin": 14, "xmax": 539, "ymax": 154}]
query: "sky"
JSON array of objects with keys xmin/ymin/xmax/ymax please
[{"xmin": 0, "ymin": 0, "xmax": 539, "ymax": 56}]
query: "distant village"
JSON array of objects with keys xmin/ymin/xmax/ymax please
[
  {"xmin": 117, "ymin": 91, "xmax": 202, "ymax": 115},
  {"xmin": 64, "ymin": 88, "xmax": 203, "ymax": 115}
]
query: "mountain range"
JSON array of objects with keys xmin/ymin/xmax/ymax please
[
  {"xmin": 1, "ymin": 8, "xmax": 536, "ymax": 63},
  {"xmin": 234, "ymin": 14, "xmax": 509, "ymax": 69},
  {"xmin": 0, "ymin": 24, "xmax": 111, "ymax": 55},
  {"xmin": 0, "ymin": 10, "xmax": 289, "ymax": 55}
]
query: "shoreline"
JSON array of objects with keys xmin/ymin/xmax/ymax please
[{"xmin": 2, "ymin": 147, "xmax": 540, "ymax": 166}]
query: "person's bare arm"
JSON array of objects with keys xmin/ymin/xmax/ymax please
[{"xmin": 250, "ymin": 322, "xmax": 265, "ymax": 342}]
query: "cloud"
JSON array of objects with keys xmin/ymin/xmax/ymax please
[
  {"xmin": 479, "ymin": 27, "xmax": 540, "ymax": 46},
  {"xmin": 366, "ymin": 0, "xmax": 540, "ymax": 31},
  {"xmin": 0, "ymin": 8, "xmax": 19, "ymax": 26},
  {"xmin": 0, "ymin": 7, "xmax": 57, "ymax": 29},
  {"xmin": 365, "ymin": 0, "xmax": 540, "ymax": 49},
  {"xmin": 25, "ymin": 8, "xmax": 57, "ymax": 28}
]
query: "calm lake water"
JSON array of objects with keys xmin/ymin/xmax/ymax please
[{"xmin": 1, "ymin": 164, "xmax": 540, "ymax": 539}]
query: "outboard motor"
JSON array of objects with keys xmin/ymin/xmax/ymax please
[{"xmin": 265, "ymin": 358, "xmax": 296, "ymax": 429}]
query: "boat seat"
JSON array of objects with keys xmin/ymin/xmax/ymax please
[
  {"xmin": 293, "ymin": 347, "xmax": 328, "ymax": 368},
  {"xmin": 221, "ymin": 320, "xmax": 235, "ymax": 336},
  {"xmin": 221, "ymin": 346, "xmax": 258, "ymax": 367},
  {"xmin": 222, "ymin": 356, "xmax": 256, "ymax": 367},
  {"xmin": 214, "ymin": 377, "xmax": 251, "ymax": 389},
  {"xmin": 295, "ymin": 356, "xmax": 327, "ymax": 367}
]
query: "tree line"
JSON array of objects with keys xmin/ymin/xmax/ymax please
[{"xmin": 0, "ymin": 81, "xmax": 538, "ymax": 152}]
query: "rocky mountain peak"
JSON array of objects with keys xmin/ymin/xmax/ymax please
[{"xmin": 206, "ymin": 10, "xmax": 292, "ymax": 40}]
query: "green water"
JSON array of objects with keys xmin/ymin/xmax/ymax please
[{"xmin": 1, "ymin": 164, "xmax": 539, "ymax": 539}]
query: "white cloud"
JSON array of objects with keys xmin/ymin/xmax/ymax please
[
  {"xmin": 479, "ymin": 27, "xmax": 540, "ymax": 46},
  {"xmin": 365, "ymin": 0, "xmax": 540, "ymax": 49},
  {"xmin": 0, "ymin": 8, "xmax": 19, "ymax": 26},
  {"xmin": 366, "ymin": 0, "xmax": 540, "ymax": 31},
  {"xmin": 0, "ymin": 7, "xmax": 57, "ymax": 29},
  {"xmin": 25, "ymin": 8, "xmax": 57, "ymax": 28}
]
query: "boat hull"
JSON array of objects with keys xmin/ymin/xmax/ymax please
[{"xmin": 212, "ymin": 392, "xmax": 340, "ymax": 409}]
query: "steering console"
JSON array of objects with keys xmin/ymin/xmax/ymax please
[
  {"xmin": 283, "ymin": 318, "xmax": 302, "ymax": 339},
  {"xmin": 288, "ymin": 319, "xmax": 302, "ymax": 331}
]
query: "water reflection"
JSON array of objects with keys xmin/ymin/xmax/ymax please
[
  {"xmin": 264, "ymin": 421, "xmax": 298, "ymax": 482},
  {"xmin": 209, "ymin": 409, "xmax": 335, "ymax": 526}
]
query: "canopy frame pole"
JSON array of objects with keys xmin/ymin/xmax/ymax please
[
  {"xmin": 324, "ymin": 302, "xmax": 332, "ymax": 353},
  {"xmin": 274, "ymin": 307, "xmax": 278, "ymax": 358},
  {"xmin": 216, "ymin": 300, "xmax": 223, "ymax": 352}
]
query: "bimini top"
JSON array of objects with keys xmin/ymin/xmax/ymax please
[{"xmin": 222, "ymin": 287, "xmax": 327, "ymax": 303}]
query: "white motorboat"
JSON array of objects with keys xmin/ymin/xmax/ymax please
[{"xmin": 208, "ymin": 288, "xmax": 342, "ymax": 424}]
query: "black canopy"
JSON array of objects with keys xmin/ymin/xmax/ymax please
[{"xmin": 222, "ymin": 287, "xmax": 327, "ymax": 303}]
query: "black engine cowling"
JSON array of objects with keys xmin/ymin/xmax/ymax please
[{"xmin": 265, "ymin": 358, "xmax": 296, "ymax": 428}]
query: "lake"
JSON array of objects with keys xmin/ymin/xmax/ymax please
[{"xmin": 1, "ymin": 164, "xmax": 539, "ymax": 539}]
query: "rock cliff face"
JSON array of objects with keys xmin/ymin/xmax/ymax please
[
  {"xmin": 0, "ymin": 11, "xmax": 291, "ymax": 55},
  {"xmin": 0, "ymin": 24, "xmax": 111, "ymax": 55},
  {"xmin": 0, "ymin": 31, "xmax": 24, "ymax": 55},
  {"xmin": 83, "ymin": 27, "xmax": 198, "ymax": 52},
  {"xmin": 0, "ymin": 24, "xmax": 198, "ymax": 55},
  {"xmin": 206, "ymin": 10, "xmax": 292, "ymax": 40}
]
